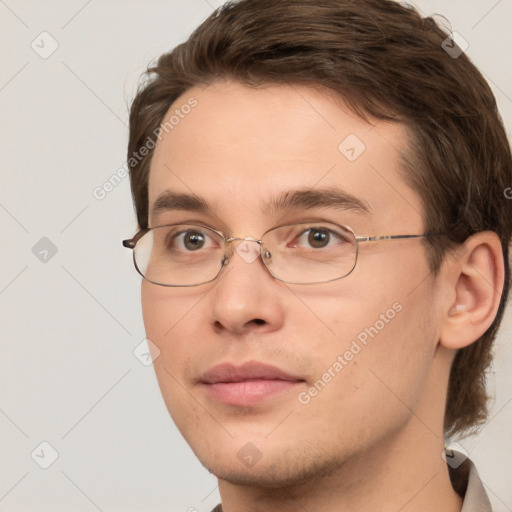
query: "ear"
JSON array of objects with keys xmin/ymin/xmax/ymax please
[{"xmin": 439, "ymin": 231, "xmax": 505, "ymax": 350}]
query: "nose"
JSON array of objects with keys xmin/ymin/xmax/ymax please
[{"xmin": 210, "ymin": 239, "xmax": 285, "ymax": 335}]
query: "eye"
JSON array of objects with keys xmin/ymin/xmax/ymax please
[
  {"xmin": 295, "ymin": 227, "xmax": 341, "ymax": 249},
  {"xmin": 170, "ymin": 229, "xmax": 214, "ymax": 252},
  {"xmin": 305, "ymin": 228, "xmax": 330, "ymax": 248},
  {"xmin": 182, "ymin": 231, "xmax": 206, "ymax": 250}
]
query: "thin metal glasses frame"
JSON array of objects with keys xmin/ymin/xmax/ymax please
[{"xmin": 122, "ymin": 222, "xmax": 437, "ymax": 287}]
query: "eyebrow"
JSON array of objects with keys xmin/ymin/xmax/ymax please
[
  {"xmin": 150, "ymin": 191, "xmax": 211, "ymax": 220},
  {"xmin": 149, "ymin": 187, "xmax": 371, "ymax": 222},
  {"xmin": 265, "ymin": 187, "xmax": 371, "ymax": 216}
]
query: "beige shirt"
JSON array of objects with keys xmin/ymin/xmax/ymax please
[
  {"xmin": 457, "ymin": 459, "xmax": 492, "ymax": 511},
  {"xmin": 210, "ymin": 458, "xmax": 492, "ymax": 511}
]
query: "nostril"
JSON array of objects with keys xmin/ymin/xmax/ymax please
[{"xmin": 253, "ymin": 318, "xmax": 265, "ymax": 325}]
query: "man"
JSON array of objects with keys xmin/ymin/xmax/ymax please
[{"xmin": 122, "ymin": 0, "xmax": 512, "ymax": 510}]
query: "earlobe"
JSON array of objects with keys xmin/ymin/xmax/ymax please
[{"xmin": 440, "ymin": 232, "xmax": 504, "ymax": 350}]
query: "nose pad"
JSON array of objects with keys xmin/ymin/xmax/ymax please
[{"xmin": 234, "ymin": 237, "xmax": 261, "ymax": 264}]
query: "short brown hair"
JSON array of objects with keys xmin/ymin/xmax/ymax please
[{"xmin": 127, "ymin": 0, "xmax": 512, "ymax": 437}]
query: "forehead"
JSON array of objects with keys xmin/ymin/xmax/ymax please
[{"xmin": 148, "ymin": 80, "xmax": 423, "ymax": 231}]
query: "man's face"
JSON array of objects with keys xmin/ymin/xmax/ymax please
[{"xmin": 142, "ymin": 81, "xmax": 444, "ymax": 486}]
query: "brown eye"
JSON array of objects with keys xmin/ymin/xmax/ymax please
[
  {"xmin": 307, "ymin": 229, "xmax": 330, "ymax": 248},
  {"xmin": 183, "ymin": 231, "xmax": 206, "ymax": 250}
]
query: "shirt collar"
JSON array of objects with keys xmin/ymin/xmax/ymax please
[{"xmin": 459, "ymin": 458, "xmax": 492, "ymax": 511}]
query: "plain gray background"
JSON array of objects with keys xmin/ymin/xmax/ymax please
[{"xmin": 1, "ymin": 1, "xmax": 511, "ymax": 511}]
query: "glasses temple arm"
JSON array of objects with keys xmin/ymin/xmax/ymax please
[
  {"xmin": 122, "ymin": 239, "xmax": 136, "ymax": 249},
  {"xmin": 356, "ymin": 234, "xmax": 439, "ymax": 242}
]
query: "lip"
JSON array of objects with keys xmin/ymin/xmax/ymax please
[{"xmin": 200, "ymin": 362, "xmax": 304, "ymax": 406}]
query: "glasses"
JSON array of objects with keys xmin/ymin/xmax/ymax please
[{"xmin": 122, "ymin": 221, "xmax": 434, "ymax": 286}]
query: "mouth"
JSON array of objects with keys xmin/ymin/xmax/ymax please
[{"xmin": 199, "ymin": 361, "xmax": 305, "ymax": 406}]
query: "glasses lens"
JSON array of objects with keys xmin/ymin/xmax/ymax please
[
  {"xmin": 134, "ymin": 225, "xmax": 224, "ymax": 286},
  {"xmin": 262, "ymin": 222, "xmax": 357, "ymax": 283}
]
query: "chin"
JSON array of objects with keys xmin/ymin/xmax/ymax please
[{"xmin": 195, "ymin": 442, "xmax": 348, "ymax": 489}]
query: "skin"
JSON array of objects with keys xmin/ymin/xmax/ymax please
[{"xmin": 141, "ymin": 80, "xmax": 503, "ymax": 511}]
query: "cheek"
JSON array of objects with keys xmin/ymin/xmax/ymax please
[
  {"xmin": 296, "ymin": 297, "xmax": 436, "ymax": 450},
  {"xmin": 141, "ymin": 282, "xmax": 203, "ymax": 428},
  {"xmin": 365, "ymin": 295, "xmax": 436, "ymax": 414},
  {"xmin": 298, "ymin": 256, "xmax": 438, "ymax": 420},
  {"xmin": 141, "ymin": 282, "xmax": 169, "ymax": 347},
  {"xmin": 141, "ymin": 281, "xmax": 196, "ymax": 345},
  {"xmin": 141, "ymin": 282, "xmax": 195, "ymax": 378}
]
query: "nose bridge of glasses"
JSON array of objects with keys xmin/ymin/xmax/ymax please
[
  {"xmin": 225, "ymin": 236, "xmax": 264, "ymax": 264},
  {"xmin": 225, "ymin": 236, "xmax": 263, "ymax": 244}
]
